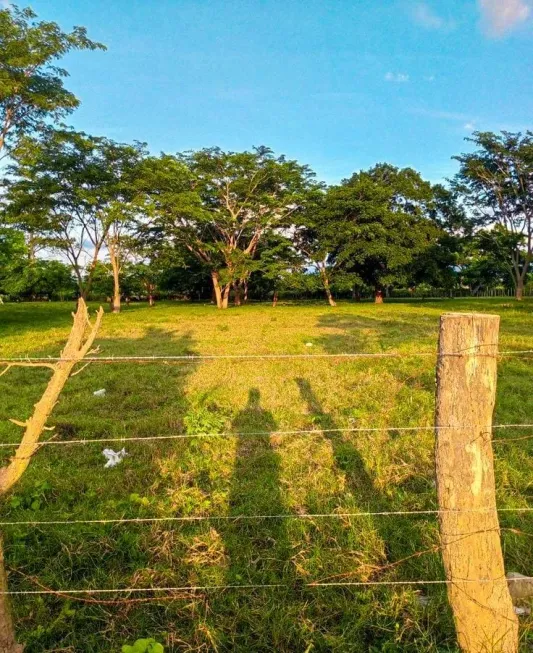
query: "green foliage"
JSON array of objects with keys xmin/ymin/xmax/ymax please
[
  {"xmin": 1, "ymin": 258, "xmax": 75, "ymax": 300},
  {"xmin": 140, "ymin": 146, "xmax": 320, "ymax": 301},
  {"xmin": 323, "ymin": 164, "xmax": 442, "ymax": 293},
  {"xmin": 184, "ymin": 401, "xmax": 227, "ymax": 435},
  {"xmin": 3, "ymin": 128, "xmax": 147, "ymax": 296},
  {"xmin": 9, "ymin": 480, "xmax": 52, "ymax": 511},
  {"xmin": 453, "ymin": 130, "xmax": 533, "ymax": 293},
  {"xmin": 121, "ymin": 637, "xmax": 164, "ymax": 653},
  {"xmin": 0, "ymin": 5, "xmax": 105, "ymax": 156}
]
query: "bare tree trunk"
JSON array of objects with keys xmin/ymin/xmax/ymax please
[
  {"xmin": 374, "ymin": 289, "xmax": 384, "ymax": 304},
  {"xmin": 318, "ymin": 266, "xmax": 336, "ymax": 307},
  {"xmin": 272, "ymin": 290, "xmax": 278, "ymax": 307},
  {"xmin": 221, "ymin": 284, "xmax": 231, "ymax": 309},
  {"xmin": 0, "ymin": 299, "xmax": 103, "ymax": 653},
  {"xmin": 233, "ymin": 281, "xmax": 242, "ymax": 306},
  {"xmin": 0, "ymin": 535, "xmax": 23, "ymax": 653},
  {"xmin": 243, "ymin": 279, "xmax": 249, "ymax": 304},
  {"xmin": 515, "ymin": 276, "xmax": 524, "ymax": 301},
  {"xmin": 211, "ymin": 271, "xmax": 223, "ymax": 309},
  {"xmin": 109, "ymin": 242, "xmax": 121, "ymax": 314},
  {"xmin": 0, "ymin": 300, "xmax": 103, "ymax": 494}
]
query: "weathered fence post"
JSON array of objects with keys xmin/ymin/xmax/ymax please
[{"xmin": 435, "ymin": 313, "xmax": 518, "ymax": 653}]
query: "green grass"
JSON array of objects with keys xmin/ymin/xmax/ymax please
[{"xmin": 1, "ymin": 298, "xmax": 533, "ymax": 652}]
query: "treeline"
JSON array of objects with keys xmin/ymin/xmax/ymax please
[{"xmin": 1, "ymin": 5, "xmax": 532, "ymax": 309}]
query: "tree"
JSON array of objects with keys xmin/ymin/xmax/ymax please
[
  {"xmin": 409, "ymin": 185, "xmax": 469, "ymax": 292},
  {"xmin": 3, "ymin": 129, "xmax": 146, "ymax": 303},
  {"xmin": 140, "ymin": 147, "xmax": 317, "ymax": 308},
  {"xmin": 0, "ymin": 227, "xmax": 26, "ymax": 300},
  {"xmin": 453, "ymin": 131, "xmax": 533, "ymax": 300},
  {"xmin": 1, "ymin": 258, "xmax": 75, "ymax": 300},
  {"xmin": 325, "ymin": 164, "xmax": 440, "ymax": 302},
  {"xmin": 460, "ymin": 227, "xmax": 519, "ymax": 294},
  {"xmin": 292, "ymin": 190, "xmax": 341, "ymax": 306},
  {"xmin": 0, "ymin": 5, "xmax": 104, "ymax": 158}
]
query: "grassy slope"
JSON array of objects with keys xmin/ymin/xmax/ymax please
[{"xmin": 0, "ymin": 299, "xmax": 532, "ymax": 652}]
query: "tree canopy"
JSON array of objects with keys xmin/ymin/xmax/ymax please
[{"xmin": 0, "ymin": 5, "xmax": 104, "ymax": 157}]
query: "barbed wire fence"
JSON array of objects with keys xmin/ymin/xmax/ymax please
[{"xmin": 1, "ymin": 305, "xmax": 532, "ymax": 650}]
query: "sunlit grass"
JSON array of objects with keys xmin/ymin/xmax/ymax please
[{"xmin": 1, "ymin": 298, "xmax": 533, "ymax": 651}]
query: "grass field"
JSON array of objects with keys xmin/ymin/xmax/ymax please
[{"xmin": 1, "ymin": 298, "xmax": 533, "ymax": 652}]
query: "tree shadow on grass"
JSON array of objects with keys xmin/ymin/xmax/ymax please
[
  {"xmin": 0, "ymin": 302, "xmax": 79, "ymax": 347},
  {"xmin": 315, "ymin": 312, "xmax": 437, "ymax": 354}
]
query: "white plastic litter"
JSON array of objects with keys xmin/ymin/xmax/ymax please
[
  {"xmin": 102, "ymin": 448, "xmax": 128, "ymax": 468},
  {"xmin": 305, "ymin": 342, "xmax": 313, "ymax": 347},
  {"xmin": 93, "ymin": 389, "xmax": 107, "ymax": 397},
  {"xmin": 514, "ymin": 606, "xmax": 531, "ymax": 616},
  {"xmin": 416, "ymin": 594, "xmax": 431, "ymax": 607}
]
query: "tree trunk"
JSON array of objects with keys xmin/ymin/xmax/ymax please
[
  {"xmin": 233, "ymin": 282, "xmax": 242, "ymax": 307},
  {"xmin": 272, "ymin": 291, "xmax": 278, "ymax": 307},
  {"xmin": 0, "ymin": 536, "xmax": 23, "ymax": 653},
  {"xmin": 319, "ymin": 267, "xmax": 336, "ymax": 307},
  {"xmin": 211, "ymin": 271, "xmax": 223, "ymax": 309},
  {"xmin": 515, "ymin": 276, "xmax": 524, "ymax": 301},
  {"xmin": 109, "ymin": 243, "xmax": 121, "ymax": 314},
  {"xmin": 221, "ymin": 284, "xmax": 231, "ymax": 309},
  {"xmin": 243, "ymin": 279, "xmax": 249, "ymax": 304},
  {"xmin": 374, "ymin": 289, "xmax": 384, "ymax": 304},
  {"xmin": 148, "ymin": 293, "xmax": 154, "ymax": 307}
]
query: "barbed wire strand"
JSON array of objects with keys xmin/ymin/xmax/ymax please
[
  {"xmin": 2, "ymin": 349, "xmax": 533, "ymax": 364},
  {"xmin": 1, "ymin": 506, "xmax": 532, "ymax": 527},
  {"xmin": 3, "ymin": 577, "xmax": 530, "ymax": 596},
  {"xmin": 1, "ymin": 423, "xmax": 532, "ymax": 449}
]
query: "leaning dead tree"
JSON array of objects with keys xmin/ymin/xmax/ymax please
[{"xmin": 0, "ymin": 298, "xmax": 103, "ymax": 653}]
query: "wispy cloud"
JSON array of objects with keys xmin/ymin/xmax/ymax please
[
  {"xmin": 411, "ymin": 2, "xmax": 454, "ymax": 30},
  {"xmin": 0, "ymin": 0, "xmax": 11, "ymax": 8},
  {"xmin": 410, "ymin": 107, "xmax": 475, "ymax": 122},
  {"xmin": 463, "ymin": 121, "xmax": 476, "ymax": 131},
  {"xmin": 478, "ymin": 0, "xmax": 531, "ymax": 36},
  {"xmin": 424, "ymin": 75, "xmax": 436, "ymax": 82},
  {"xmin": 385, "ymin": 72, "xmax": 409, "ymax": 83}
]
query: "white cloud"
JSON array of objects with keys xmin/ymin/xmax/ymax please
[
  {"xmin": 463, "ymin": 122, "xmax": 476, "ymax": 130},
  {"xmin": 424, "ymin": 75, "xmax": 436, "ymax": 82},
  {"xmin": 479, "ymin": 0, "xmax": 531, "ymax": 36},
  {"xmin": 411, "ymin": 2, "xmax": 453, "ymax": 30},
  {"xmin": 0, "ymin": 0, "xmax": 11, "ymax": 8},
  {"xmin": 385, "ymin": 72, "xmax": 410, "ymax": 83}
]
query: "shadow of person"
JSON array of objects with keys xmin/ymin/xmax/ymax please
[{"xmin": 223, "ymin": 389, "xmax": 290, "ymax": 584}]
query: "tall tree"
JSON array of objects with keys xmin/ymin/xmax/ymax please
[
  {"xmin": 140, "ymin": 147, "xmax": 317, "ymax": 308},
  {"xmin": 293, "ymin": 191, "xmax": 340, "ymax": 306},
  {"xmin": 453, "ymin": 131, "xmax": 533, "ymax": 300},
  {"xmin": 0, "ymin": 5, "xmax": 104, "ymax": 158},
  {"xmin": 326, "ymin": 164, "xmax": 440, "ymax": 302},
  {"xmin": 3, "ymin": 129, "xmax": 145, "ymax": 303}
]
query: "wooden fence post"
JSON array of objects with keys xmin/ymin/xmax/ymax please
[{"xmin": 435, "ymin": 313, "xmax": 518, "ymax": 653}]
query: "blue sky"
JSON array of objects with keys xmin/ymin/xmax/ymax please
[{"xmin": 21, "ymin": 0, "xmax": 533, "ymax": 184}]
